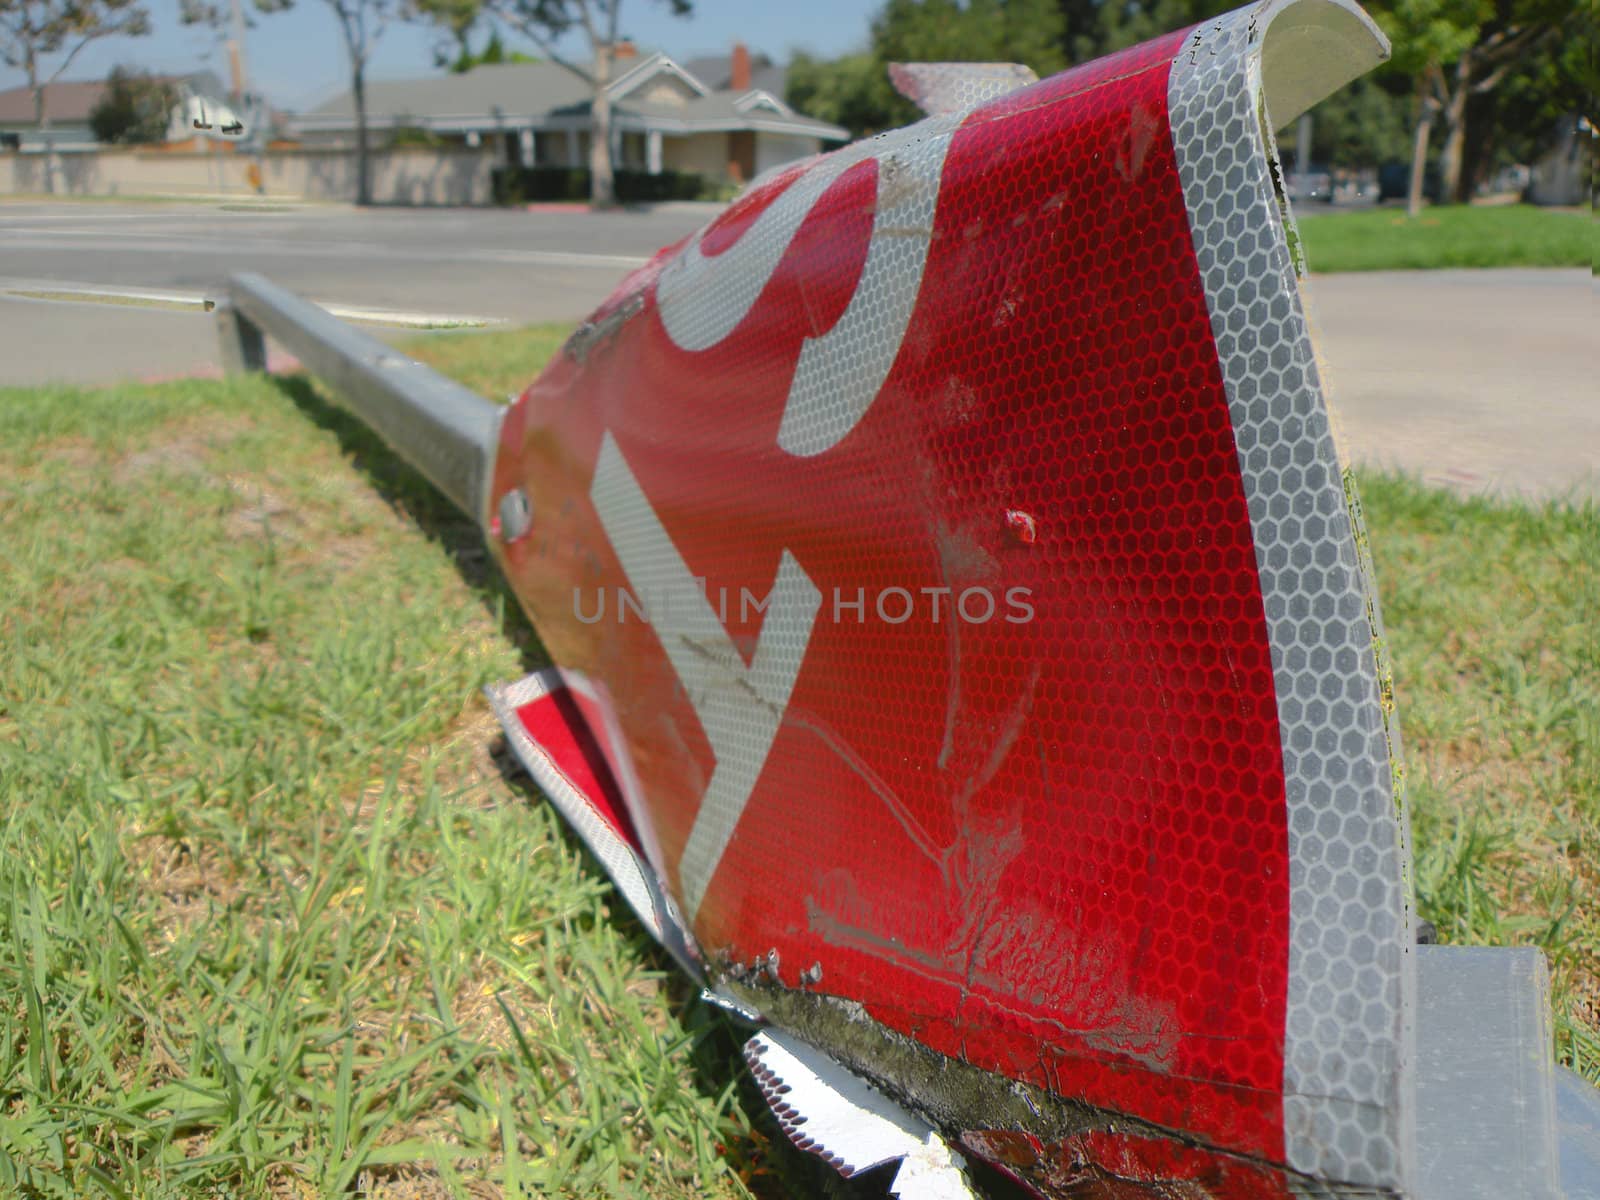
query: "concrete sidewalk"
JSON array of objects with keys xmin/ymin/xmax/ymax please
[{"xmin": 1307, "ymin": 269, "xmax": 1596, "ymax": 502}]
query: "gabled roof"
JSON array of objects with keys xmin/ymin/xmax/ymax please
[
  {"xmin": 609, "ymin": 52, "xmax": 708, "ymax": 100},
  {"xmin": 292, "ymin": 54, "xmax": 848, "ymax": 142},
  {"xmin": 682, "ymin": 52, "xmax": 788, "ymax": 99},
  {"xmin": 299, "ymin": 55, "xmax": 708, "ymax": 126},
  {"xmin": 615, "ymin": 90, "xmax": 844, "ymax": 140},
  {"xmin": 733, "ymin": 89, "xmax": 791, "ymax": 117}
]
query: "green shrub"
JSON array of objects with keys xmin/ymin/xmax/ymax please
[
  {"xmin": 492, "ymin": 165, "xmax": 712, "ymax": 205},
  {"xmin": 90, "ymin": 67, "xmax": 180, "ymax": 146},
  {"xmin": 389, "ymin": 125, "xmax": 445, "ymax": 148}
]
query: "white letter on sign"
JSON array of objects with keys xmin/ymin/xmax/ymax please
[
  {"xmin": 590, "ymin": 433, "xmax": 823, "ymax": 920},
  {"xmin": 655, "ymin": 114, "xmax": 961, "ymax": 458}
]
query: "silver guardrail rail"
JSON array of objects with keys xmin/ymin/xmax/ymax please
[{"xmin": 215, "ymin": 272, "xmax": 501, "ymax": 524}]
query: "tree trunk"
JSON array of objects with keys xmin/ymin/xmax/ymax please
[
  {"xmin": 1406, "ymin": 86, "xmax": 1436, "ymax": 219},
  {"xmin": 28, "ymin": 55, "xmax": 56, "ymax": 196},
  {"xmin": 589, "ymin": 42, "xmax": 615, "ymax": 208},
  {"xmin": 353, "ymin": 65, "xmax": 371, "ymax": 206},
  {"xmin": 1437, "ymin": 55, "xmax": 1471, "ymax": 204}
]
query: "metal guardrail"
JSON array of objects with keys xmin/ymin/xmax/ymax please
[{"xmin": 215, "ymin": 272, "xmax": 501, "ymax": 524}]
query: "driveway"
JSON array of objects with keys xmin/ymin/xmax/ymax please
[{"xmin": 1, "ymin": 201, "xmax": 1592, "ymax": 501}]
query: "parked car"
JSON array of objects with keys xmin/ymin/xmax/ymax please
[{"xmin": 1286, "ymin": 167, "xmax": 1332, "ymax": 202}]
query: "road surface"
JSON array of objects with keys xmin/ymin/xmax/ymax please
[{"xmin": 1, "ymin": 200, "xmax": 1592, "ymax": 501}]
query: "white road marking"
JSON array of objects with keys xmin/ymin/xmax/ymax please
[
  {"xmin": 0, "ymin": 211, "xmax": 159, "ymax": 222},
  {"xmin": 0, "ymin": 277, "xmax": 499, "ymax": 328},
  {"xmin": 0, "ymin": 227, "xmax": 649, "ymax": 270}
]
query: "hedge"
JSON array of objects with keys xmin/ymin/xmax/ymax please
[{"xmin": 492, "ymin": 165, "xmax": 710, "ymax": 204}]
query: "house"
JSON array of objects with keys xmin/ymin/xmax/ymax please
[
  {"xmin": 0, "ymin": 73, "xmax": 233, "ymax": 150},
  {"xmin": 0, "ymin": 80, "xmax": 107, "ymax": 149},
  {"xmin": 290, "ymin": 44, "xmax": 849, "ymax": 185}
]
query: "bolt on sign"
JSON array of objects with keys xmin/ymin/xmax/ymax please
[{"xmin": 251, "ymin": 0, "xmax": 1587, "ymax": 1194}]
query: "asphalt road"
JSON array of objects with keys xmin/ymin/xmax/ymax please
[
  {"xmin": 1, "ymin": 201, "xmax": 1593, "ymax": 500},
  {"xmin": 0, "ymin": 200, "xmax": 704, "ymax": 318},
  {"xmin": 0, "ymin": 200, "xmax": 711, "ymax": 388}
]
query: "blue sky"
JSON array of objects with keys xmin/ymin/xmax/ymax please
[{"xmin": 1, "ymin": 0, "xmax": 878, "ymax": 112}]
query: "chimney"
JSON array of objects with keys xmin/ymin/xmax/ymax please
[
  {"xmin": 730, "ymin": 42, "xmax": 751, "ymax": 92},
  {"xmin": 613, "ymin": 39, "xmax": 638, "ymax": 60}
]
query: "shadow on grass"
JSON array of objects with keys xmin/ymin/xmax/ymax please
[
  {"xmin": 269, "ymin": 374, "xmax": 546, "ymax": 672},
  {"xmin": 269, "ymin": 372, "xmax": 875, "ymax": 1198}
]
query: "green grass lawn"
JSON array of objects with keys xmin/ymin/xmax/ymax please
[
  {"xmin": 0, "ymin": 328, "xmax": 1594, "ymax": 1196},
  {"xmin": 0, "ymin": 368, "xmax": 789, "ymax": 1199},
  {"xmin": 1357, "ymin": 477, "xmax": 1599, "ymax": 1071},
  {"xmin": 1297, "ymin": 203, "xmax": 1596, "ymax": 272}
]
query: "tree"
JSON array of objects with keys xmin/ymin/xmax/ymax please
[
  {"xmin": 1054, "ymin": 0, "xmax": 1104, "ymax": 63},
  {"xmin": 1375, "ymin": 0, "xmax": 1562, "ymax": 212},
  {"xmin": 786, "ymin": 51, "xmax": 903, "ymax": 139},
  {"xmin": 0, "ymin": 0, "xmax": 151, "ymax": 192},
  {"xmin": 442, "ymin": 26, "xmax": 539, "ymax": 72},
  {"xmin": 185, "ymin": 0, "xmax": 394, "ymax": 205},
  {"xmin": 417, "ymin": 0, "xmax": 691, "ymax": 208},
  {"xmin": 324, "ymin": 0, "xmax": 397, "ymax": 205},
  {"xmin": 1092, "ymin": 0, "xmax": 1219, "ymax": 54},
  {"xmin": 1304, "ymin": 75, "xmax": 1413, "ymax": 170},
  {"xmin": 421, "ymin": 0, "xmax": 481, "ymax": 71},
  {"xmin": 872, "ymin": 0, "xmax": 1067, "ymax": 72},
  {"xmin": 88, "ymin": 65, "xmax": 179, "ymax": 143},
  {"xmin": 786, "ymin": 0, "xmax": 1071, "ymax": 140},
  {"xmin": 1456, "ymin": 6, "xmax": 1594, "ymax": 195}
]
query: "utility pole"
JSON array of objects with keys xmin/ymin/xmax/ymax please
[{"xmin": 226, "ymin": 0, "xmax": 266, "ymax": 193}]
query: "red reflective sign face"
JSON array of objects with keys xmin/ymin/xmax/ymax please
[{"xmin": 492, "ymin": 28, "xmax": 1295, "ymax": 1163}]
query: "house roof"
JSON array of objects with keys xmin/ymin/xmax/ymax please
[
  {"xmin": 682, "ymin": 52, "xmax": 788, "ymax": 99},
  {"xmin": 0, "ymin": 81, "xmax": 108, "ymax": 125},
  {"xmin": 302, "ymin": 61, "xmax": 591, "ymax": 125},
  {"xmin": 293, "ymin": 53, "xmax": 846, "ymax": 142},
  {"xmin": 614, "ymin": 89, "xmax": 841, "ymax": 138},
  {"xmin": 0, "ymin": 73, "xmax": 227, "ymax": 127}
]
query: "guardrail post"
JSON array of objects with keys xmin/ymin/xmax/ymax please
[{"xmin": 215, "ymin": 300, "xmax": 267, "ymax": 375}]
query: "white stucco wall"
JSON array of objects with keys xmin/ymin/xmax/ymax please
[
  {"xmin": 756, "ymin": 132, "xmax": 822, "ymax": 176},
  {"xmin": 662, "ymin": 131, "xmax": 824, "ymax": 182},
  {"xmin": 661, "ymin": 133, "xmax": 727, "ymax": 178},
  {"xmin": 0, "ymin": 145, "xmax": 496, "ymax": 205}
]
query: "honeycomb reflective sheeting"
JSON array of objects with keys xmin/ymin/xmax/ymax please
[
  {"xmin": 500, "ymin": 28, "xmax": 1291, "ymax": 1162},
  {"xmin": 657, "ymin": 112, "xmax": 964, "ymax": 464},
  {"xmin": 887, "ymin": 62, "xmax": 1040, "ymax": 116},
  {"xmin": 1168, "ymin": 1, "xmax": 1413, "ymax": 1187},
  {"xmin": 486, "ymin": 1, "xmax": 1406, "ymax": 1183},
  {"xmin": 700, "ymin": 30, "xmax": 1295, "ymax": 1161}
]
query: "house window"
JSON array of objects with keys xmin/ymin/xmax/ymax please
[{"xmin": 533, "ymin": 131, "xmax": 564, "ymax": 166}]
